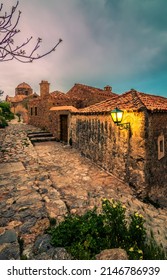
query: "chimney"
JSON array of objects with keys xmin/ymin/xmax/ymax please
[
  {"xmin": 40, "ymin": 80, "xmax": 50, "ymax": 98},
  {"xmin": 104, "ymin": 85, "xmax": 112, "ymax": 92}
]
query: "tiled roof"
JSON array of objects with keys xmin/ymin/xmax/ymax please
[
  {"xmin": 50, "ymin": 106, "xmax": 78, "ymax": 112},
  {"xmin": 66, "ymin": 83, "xmax": 117, "ymax": 100},
  {"xmin": 28, "ymin": 91, "xmax": 67, "ymax": 103},
  {"xmin": 136, "ymin": 91, "xmax": 167, "ymax": 111},
  {"xmin": 7, "ymin": 93, "xmax": 39, "ymax": 104},
  {"xmin": 7, "ymin": 95, "xmax": 27, "ymax": 103},
  {"xmin": 50, "ymin": 91, "xmax": 70, "ymax": 100},
  {"xmin": 76, "ymin": 90, "xmax": 167, "ymax": 114}
]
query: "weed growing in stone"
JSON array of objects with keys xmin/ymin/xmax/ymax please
[
  {"xmin": 48, "ymin": 199, "xmax": 166, "ymax": 260},
  {"xmin": 0, "ymin": 148, "xmax": 7, "ymax": 153},
  {"xmin": 22, "ymin": 140, "xmax": 30, "ymax": 147}
]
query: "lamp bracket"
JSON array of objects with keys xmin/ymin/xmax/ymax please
[{"xmin": 117, "ymin": 122, "xmax": 130, "ymax": 130}]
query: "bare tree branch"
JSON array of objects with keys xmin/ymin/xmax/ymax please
[{"xmin": 0, "ymin": 1, "xmax": 62, "ymax": 63}]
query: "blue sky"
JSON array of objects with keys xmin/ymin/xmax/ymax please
[{"xmin": 1, "ymin": 0, "xmax": 167, "ymax": 98}]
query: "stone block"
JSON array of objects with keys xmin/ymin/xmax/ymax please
[{"xmin": 96, "ymin": 248, "xmax": 128, "ymax": 260}]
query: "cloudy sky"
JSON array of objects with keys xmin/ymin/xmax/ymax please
[{"xmin": 1, "ymin": 0, "xmax": 167, "ymax": 98}]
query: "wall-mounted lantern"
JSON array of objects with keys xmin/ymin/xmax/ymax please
[{"xmin": 111, "ymin": 107, "xmax": 130, "ymax": 130}]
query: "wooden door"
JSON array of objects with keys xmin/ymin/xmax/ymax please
[{"xmin": 60, "ymin": 115, "xmax": 68, "ymax": 142}]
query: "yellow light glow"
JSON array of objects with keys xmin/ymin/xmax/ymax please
[{"xmin": 111, "ymin": 108, "xmax": 123, "ymax": 124}]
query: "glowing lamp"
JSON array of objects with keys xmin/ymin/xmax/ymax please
[
  {"xmin": 111, "ymin": 107, "xmax": 130, "ymax": 130},
  {"xmin": 111, "ymin": 107, "xmax": 123, "ymax": 125}
]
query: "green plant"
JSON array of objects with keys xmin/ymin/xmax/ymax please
[
  {"xmin": 49, "ymin": 209, "xmax": 106, "ymax": 259},
  {"xmin": 0, "ymin": 148, "xmax": 7, "ymax": 153},
  {"xmin": 142, "ymin": 235, "xmax": 166, "ymax": 260},
  {"xmin": 128, "ymin": 212, "xmax": 146, "ymax": 247},
  {"xmin": 102, "ymin": 199, "xmax": 128, "ymax": 248},
  {"xmin": 0, "ymin": 115, "xmax": 8, "ymax": 128},
  {"xmin": 0, "ymin": 101, "xmax": 14, "ymax": 121},
  {"xmin": 48, "ymin": 199, "xmax": 166, "ymax": 260},
  {"xmin": 22, "ymin": 140, "xmax": 29, "ymax": 147},
  {"xmin": 20, "ymin": 255, "xmax": 28, "ymax": 260},
  {"xmin": 48, "ymin": 217, "xmax": 57, "ymax": 227}
]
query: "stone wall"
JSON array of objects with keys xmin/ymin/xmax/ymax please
[
  {"xmin": 70, "ymin": 110, "xmax": 148, "ymax": 196},
  {"xmin": 49, "ymin": 110, "xmax": 71, "ymax": 141},
  {"xmin": 28, "ymin": 97, "xmax": 73, "ymax": 130},
  {"xmin": 146, "ymin": 112, "xmax": 167, "ymax": 202},
  {"xmin": 27, "ymin": 82, "xmax": 117, "ymax": 130},
  {"xmin": 28, "ymin": 97, "xmax": 51, "ymax": 130}
]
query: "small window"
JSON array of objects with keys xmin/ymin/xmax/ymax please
[
  {"xmin": 30, "ymin": 107, "xmax": 33, "ymax": 115},
  {"xmin": 160, "ymin": 140, "xmax": 163, "ymax": 153},
  {"xmin": 158, "ymin": 134, "xmax": 165, "ymax": 160},
  {"xmin": 35, "ymin": 107, "xmax": 37, "ymax": 116}
]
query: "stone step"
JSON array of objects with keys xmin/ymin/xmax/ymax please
[
  {"xmin": 30, "ymin": 136, "xmax": 56, "ymax": 143},
  {"xmin": 28, "ymin": 132, "xmax": 53, "ymax": 138},
  {"xmin": 28, "ymin": 131, "xmax": 48, "ymax": 134}
]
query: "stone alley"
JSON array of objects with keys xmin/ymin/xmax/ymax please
[{"xmin": 0, "ymin": 122, "xmax": 167, "ymax": 259}]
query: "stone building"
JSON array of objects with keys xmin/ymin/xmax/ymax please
[
  {"xmin": 28, "ymin": 81, "xmax": 167, "ymax": 204},
  {"xmin": 49, "ymin": 106, "xmax": 78, "ymax": 142},
  {"xmin": 28, "ymin": 81, "xmax": 116, "ymax": 131},
  {"xmin": 66, "ymin": 83, "xmax": 117, "ymax": 108},
  {"xmin": 6, "ymin": 82, "xmax": 38, "ymax": 123},
  {"xmin": 68, "ymin": 89, "xmax": 167, "ymax": 204},
  {"xmin": 28, "ymin": 81, "xmax": 73, "ymax": 129}
]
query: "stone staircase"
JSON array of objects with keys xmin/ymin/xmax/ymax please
[{"xmin": 27, "ymin": 131, "xmax": 56, "ymax": 143}]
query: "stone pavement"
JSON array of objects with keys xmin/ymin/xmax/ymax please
[{"xmin": 0, "ymin": 123, "xmax": 167, "ymax": 259}]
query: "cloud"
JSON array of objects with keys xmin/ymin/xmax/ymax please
[{"xmin": 1, "ymin": 0, "xmax": 167, "ymax": 98}]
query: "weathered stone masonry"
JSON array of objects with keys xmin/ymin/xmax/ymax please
[
  {"xmin": 70, "ymin": 110, "xmax": 148, "ymax": 197},
  {"xmin": 49, "ymin": 107, "xmax": 76, "ymax": 142},
  {"xmin": 27, "ymin": 83, "xmax": 167, "ymax": 203},
  {"xmin": 146, "ymin": 112, "xmax": 167, "ymax": 192},
  {"xmin": 28, "ymin": 81, "xmax": 73, "ymax": 130},
  {"xmin": 28, "ymin": 81, "xmax": 116, "ymax": 131},
  {"xmin": 68, "ymin": 90, "xmax": 167, "ymax": 201}
]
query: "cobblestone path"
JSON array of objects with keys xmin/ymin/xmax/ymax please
[{"xmin": 0, "ymin": 122, "xmax": 167, "ymax": 259}]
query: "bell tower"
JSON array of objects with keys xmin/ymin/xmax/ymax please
[{"xmin": 39, "ymin": 80, "xmax": 50, "ymax": 98}]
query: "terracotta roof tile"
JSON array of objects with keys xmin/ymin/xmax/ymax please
[
  {"xmin": 76, "ymin": 90, "xmax": 167, "ymax": 114},
  {"xmin": 50, "ymin": 91, "xmax": 70, "ymax": 100},
  {"xmin": 50, "ymin": 106, "xmax": 78, "ymax": 112},
  {"xmin": 66, "ymin": 83, "xmax": 117, "ymax": 100},
  {"xmin": 136, "ymin": 92, "xmax": 167, "ymax": 111}
]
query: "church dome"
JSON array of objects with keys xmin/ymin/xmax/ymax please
[{"xmin": 15, "ymin": 82, "xmax": 33, "ymax": 96}]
